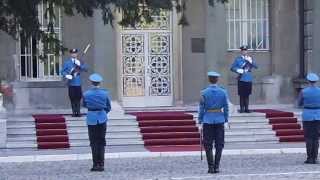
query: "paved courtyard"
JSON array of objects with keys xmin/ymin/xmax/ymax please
[{"xmin": 0, "ymin": 153, "xmax": 319, "ymax": 180}]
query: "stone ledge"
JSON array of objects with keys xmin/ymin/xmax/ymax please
[{"xmin": 12, "ymin": 81, "xmax": 66, "ymax": 88}]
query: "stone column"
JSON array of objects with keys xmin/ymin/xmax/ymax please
[{"xmin": 0, "ymin": 93, "xmax": 7, "ymax": 148}]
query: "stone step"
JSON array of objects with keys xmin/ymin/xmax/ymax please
[
  {"xmin": 225, "ymin": 130, "xmax": 275, "ymax": 136},
  {"xmin": 6, "ymin": 134, "xmax": 278, "ymax": 149},
  {"xmin": 190, "ymin": 113, "xmax": 266, "ymax": 118},
  {"xmin": 7, "ymin": 121, "xmax": 139, "ymax": 128},
  {"xmin": 7, "ymin": 116, "xmax": 136, "ymax": 123},
  {"xmin": 229, "ymin": 120, "xmax": 269, "ymax": 124},
  {"xmin": 7, "ymin": 122, "xmax": 36, "ymax": 127},
  {"xmin": 7, "ymin": 125, "xmax": 141, "ymax": 135},
  {"xmin": 7, "ymin": 119, "xmax": 269, "ymax": 128},
  {"xmin": 225, "ymin": 124, "xmax": 272, "ymax": 130},
  {"xmin": 7, "ymin": 132, "xmax": 142, "ymax": 141},
  {"xmin": 6, "ymin": 139, "xmax": 144, "ymax": 149},
  {"xmin": 70, "ymin": 139, "xmax": 144, "ymax": 146},
  {"xmin": 7, "ymin": 129, "xmax": 274, "ymax": 142},
  {"xmin": 68, "ymin": 126, "xmax": 141, "ymax": 132},
  {"xmin": 225, "ymin": 136, "xmax": 278, "ymax": 142},
  {"xmin": 65, "ymin": 116, "xmax": 136, "ymax": 121},
  {"xmin": 8, "ymin": 124, "xmax": 273, "ymax": 135},
  {"xmin": 66, "ymin": 120, "xmax": 139, "ymax": 127},
  {"xmin": 6, "ymin": 142, "xmax": 37, "ymax": 149}
]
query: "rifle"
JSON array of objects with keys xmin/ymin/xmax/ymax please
[{"xmin": 69, "ymin": 43, "xmax": 91, "ymax": 78}]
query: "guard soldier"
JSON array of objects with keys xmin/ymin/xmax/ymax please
[
  {"xmin": 230, "ymin": 45, "xmax": 258, "ymax": 113},
  {"xmin": 198, "ymin": 71, "xmax": 229, "ymax": 174},
  {"xmin": 61, "ymin": 48, "xmax": 88, "ymax": 117},
  {"xmin": 298, "ymin": 73, "xmax": 320, "ymax": 164},
  {"xmin": 83, "ymin": 73, "xmax": 111, "ymax": 171}
]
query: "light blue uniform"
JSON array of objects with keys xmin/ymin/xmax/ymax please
[
  {"xmin": 198, "ymin": 84, "xmax": 229, "ymax": 124},
  {"xmin": 61, "ymin": 58, "xmax": 88, "ymax": 86},
  {"xmin": 83, "ymin": 88, "xmax": 111, "ymax": 125},
  {"xmin": 298, "ymin": 86, "xmax": 320, "ymax": 121},
  {"xmin": 230, "ymin": 56, "xmax": 258, "ymax": 82}
]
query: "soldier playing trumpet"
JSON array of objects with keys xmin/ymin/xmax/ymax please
[
  {"xmin": 230, "ymin": 45, "xmax": 258, "ymax": 113},
  {"xmin": 61, "ymin": 48, "xmax": 88, "ymax": 117}
]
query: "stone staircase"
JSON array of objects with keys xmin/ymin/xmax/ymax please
[
  {"xmin": 226, "ymin": 114, "xmax": 278, "ymax": 144},
  {"xmin": 192, "ymin": 112, "xmax": 279, "ymax": 144},
  {"xmin": 66, "ymin": 115, "xmax": 143, "ymax": 147},
  {"xmin": 6, "ymin": 111, "xmax": 287, "ymax": 149},
  {"xmin": 6, "ymin": 113, "xmax": 144, "ymax": 149}
]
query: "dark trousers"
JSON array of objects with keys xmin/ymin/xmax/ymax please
[
  {"xmin": 303, "ymin": 121, "xmax": 320, "ymax": 162},
  {"xmin": 68, "ymin": 86, "xmax": 82, "ymax": 116},
  {"xmin": 238, "ymin": 81, "xmax": 252, "ymax": 112},
  {"xmin": 88, "ymin": 122, "xmax": 107, "ymax": 166},
  {"xmin": 239, "ymin": 96, "xmax": 250, "ymax": 112},
  {"xmin": 202, "ymin": 123, "xmax": 224, "ymax": 169}
]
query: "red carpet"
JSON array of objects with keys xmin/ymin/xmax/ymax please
[
  {"xmin": 131, "ymin": 112, "xmax": 200, "ymax": 152},
  {"xmin": 254, "ymin": 109, "xmax": 304, "ymax": 142},
  {"xmin": 33, "ymin": 115, "xmax": 70, "ymax": 149}
]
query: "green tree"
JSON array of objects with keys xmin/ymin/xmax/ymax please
[{"xmin": 0, "ymin": 0, "xmax": 227, "ymax": 56}]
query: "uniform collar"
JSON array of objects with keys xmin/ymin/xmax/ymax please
[
  {"xmin": 209, "ymin": 84, "xmax": 218, "ymax": 87},
  {"xmin": 91, "ymin": 86, "xmax": 100, "ymax": 89}
]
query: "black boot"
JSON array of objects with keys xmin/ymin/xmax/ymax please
[
  {"xmin": 214, "ymin": 148, "xmax": 223, "ymax": 173},
  {"xmin": 305, "ymin": 140, "xmax": 314, "ymax": 164},
  {"xmin": 239, "ymin": 97, "xmax": 245, "ymax": 113},
  {"xmin": 91, "ymin": 146, "xmax": 100, "ymax": 171},
  {"xmin": 71, "ymin": 102, "xmax": 76, "ymax": 117},
  {"xmin": 244, "ymin": 97, "xmax": 251, "ymax": 113},
  {"xmin": 205, "ymin": 149, "xmax": 214, "ymax": 174},
  {"xmin": 75, "ymin": 101, "xmax": 81, "ymax": 117},
  {"xmin": 313, "ymin": 140, "xmax": 319, "ymax": 164},
  {"xmin": 97, "ymin": 146, "xmax": 105, "ymax": 171}
]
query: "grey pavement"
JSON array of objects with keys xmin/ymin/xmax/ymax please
[{"xmin": 0, "ymin": 154, "xmax": 320, "ymax": 180}]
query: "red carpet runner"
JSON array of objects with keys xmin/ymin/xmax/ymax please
[
  {"xmin": 33, "ymin": 115, "xmax": 70, "ymax": 149},
  {"xmin": 132, "ymin": 112, "xmax": 201, "ymax": 152},
  {"xmin": 254, "ymin": 109, "xmax": 304, "ymax": 142}
]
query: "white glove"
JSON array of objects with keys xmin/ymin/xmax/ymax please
[
  {"xmin": 245, "ymin": 56, "xmax": 253, "ymax": 64},
  {"xmin": 65, "ymin": 74, "xmax": 73, "ymax": 80},
  {"xmin": 224, "ymin": 122, "xmax": 230, "ymax": 129},
  {"xmin": 74, "ymin": 59, "xmax": 81, "ymax": 66},
  {"xmin": 236, "ymin": 69, "xmax": 244, "ymax": 74}
]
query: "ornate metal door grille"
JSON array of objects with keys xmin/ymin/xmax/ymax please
[{"xmin": 120, "ymin": 10, "xmax": 173, "ymax": 106}]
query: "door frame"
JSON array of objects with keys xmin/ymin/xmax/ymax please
[{"xmin": 115, "ymin": 9, "xmax": 182, "ymax": 108}]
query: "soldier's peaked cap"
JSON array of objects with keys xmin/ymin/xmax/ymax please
[
  {"xmin": 207, "ymin": 71, "xmax": 221, "ymax": 77},
  {"xmin": 89, "ymin": 73, "xmax": 103, "ymax": 82},
  {"xmin": 69, "ymin": 48, "xmax": 78, "ymax": 53},
  {"xmin": 306, "ymin": 73, "xmax": 319, "ymax": 82},
  {"xmin": 240, "ymin": 45, "xmax": 248, "ymax": 50}
]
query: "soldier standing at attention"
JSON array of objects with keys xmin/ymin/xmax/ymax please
[
  {"xmin": 230, "ymin": 45, "xmax": 258, "ymax": 113},
  {"xmin": 83, "ymin": 73, "xmax": 111, "ymax": 171},
  {"xmin": 198, "ymin": 71, "xmax": 229, "ymax": 174},
  {"xmin": 61, "ymin": 48, "xmax": 88, "ymax": 117},
  {"xmin": 298, "ymin": 73, "xmax": 320, "ymax": 164}
]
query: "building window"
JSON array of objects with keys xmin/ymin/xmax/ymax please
[
  {"xmin": 226, "ymin": 0, "xmax": 269, "ymax": 50},
  {"xmin": 18, "ymin": 2, "xmax": 62, "ymax": 81}
]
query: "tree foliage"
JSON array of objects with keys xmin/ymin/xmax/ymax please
[{"xmin": 0, "ymin": 0, "xmax": 227, "ymax": 57}]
